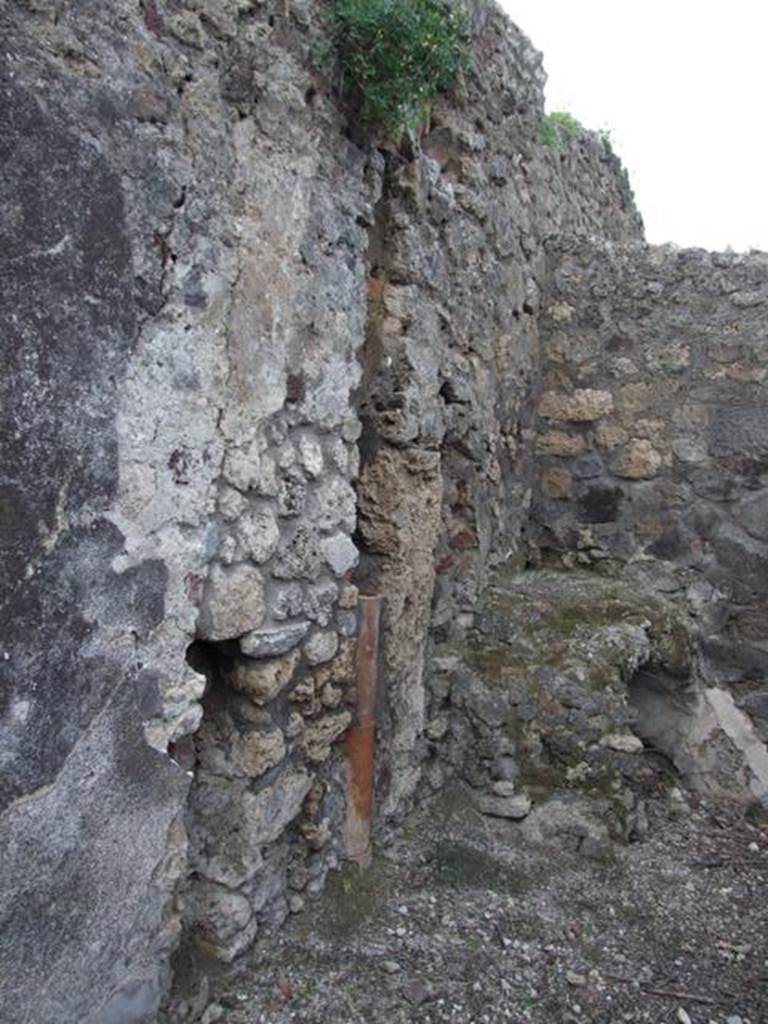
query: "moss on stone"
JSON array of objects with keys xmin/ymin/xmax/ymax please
[{"xmin": 432, "ymin": 840, "xmax": 530, "ymax": 895}]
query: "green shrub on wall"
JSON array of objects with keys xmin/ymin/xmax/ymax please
[
  {"xmin": 539, "ymin": 110, "xmax": 584, "ymax": 148},
  {"xmin": 322, "ymin": 0, "xmax": 468, "ymax": 135}
]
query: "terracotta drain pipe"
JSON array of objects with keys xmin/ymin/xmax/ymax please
[{"xmin": 344, "ymin": 594, "xmax": 381, "ymax": 867}]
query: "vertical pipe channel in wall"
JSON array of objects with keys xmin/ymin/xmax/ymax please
[{"xmin": 344, "ymin": 594, "xmax": 382, "ymax": 866}]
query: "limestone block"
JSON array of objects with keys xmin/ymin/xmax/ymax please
[
  {"xmin": 320, "ymin": 532, "xmax": 359, "ymax": 577},
  {"xmin": 273, "ymin": 525, "xmax": 324, "ymax": 580},
  {"xmin": 613, "ymin": 439, "xmax": 662, "ymax": 480},
  {"xmin": 633, "ymin": 418, "xmax": 666, "ymax": 440},
  {"xmin": 188, "ymin": 777, "xmax": 264, "ymax": 888},
  {"xmin": 312, "ymin": 476, "xmax": 357, "ymax": 534},
  {"xmin": 192, "ymin": 0, "xmax": 240, "ymax": 39},
  {"xmin": 338, "ymin": 584, "xmax": 360, "ymax": 609},
  {"xmin": 305, "ymin": 579, "xmax": 339, "ymax": 626},
  {"xmin": 425, "ymin": 715, "xmax": 450, "ymax": 740},
  {"xmin": 476, "ymin": 793, "xmax": 532, "ymax": 819},
  {"xmin": 548, "ymin": 301, "xmax": 574, "ymax": 322},
  {"xmin": 619, "ymin": 382, "xmax": 654, "ymax": 416},
  {"xmin": 337, "ymin": 610, "xmax": 358, "ymax": 637},
  {"xmin": 235, "ymin": 509, "xmax": 280, "ymax": 564},
  {"xmin": 190, "ymin": 769, "xmax": 313, "ymax": 890},
  {"xmin": 301, "ymin": 819, "xmax": 332, "ymax": 850},
  {"xmin": 600, "ymin": 733, "xmax": 644, "ymax": 754},
  {"xmin": 671, "ymin": 435, "xmax": 708, "ymax": 463},
  {"xmin": 273, "ymin": 582, "xmax": 306, "ymax": 620},
  {"xmin": 234, "ymin": 727, "xmax": 286, "ymax": 777},
  {"xmin": 320, "ymin": 683, "xmax": 344, "ymax": 708},
  {"xmin": 229, "ymin": 650, "xmax": 301, "ymax": 704},
  {"xmin": 539, "ymin": 389, "xmax": 614, "ymax": 422},
  {"xmin": 536, "ymin": 431, "xmax": 587, "ymax": 457},
  {"xmin": 277, "ymin": 469, "xmax": 307, "ymax": 518},
  {"xmin": 304, "ymin": 630, "xmax": 339, "ymax": 666},
  {"xmin": 607, "ymin": 356, "xmax": 639, "ymax": 378},
  {"xmin": 223, "ymin": 442, "xmax": 265, "ymax": 493},
  {"xmin": 198, "ymin": 564, "xmax": 266, "ymax": 641},
  {"xmin": 492, "ymin": 780, "xmax": 517, "ymax": 797},
  {"xmin": 240, "ymin": 622, "xmax": 310, "ymax": 659},
  {"xmin": 298, "ymin": 434, "xmax": 324, "ymax": 478},
  {"xmin": 309, "ymin": 639, "xmax": 356, "ymax": 691},
  {"xmin": 521, "ymin": 797, "xmax": 611, "ymax": 858},
  {"xmin": 244, "ymin": 769, "xmax": 315, "ymax": 847},
  {"xmin": 302, "ymin": 711, "xmax": 352, "ymax": 762},
  {"xmin": 167, "ymin": 11, "xmax": 205, "ymax": 48},
  {"xmin": 645, "ymin": 342, "xmax": 691, "ymax": 373},
  {"xmin": 593, "ymin": 423, "xmax": 628, "ymax": 449},
  {"xmin": 218, "ymin": 485, "xmax": 249, "ymax": 522},
  {"xmin": 184, "ymin": 881, "xmax": 255, "ymax": 955}
]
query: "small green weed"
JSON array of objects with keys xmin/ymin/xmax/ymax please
[
  {"xmin": 539, "ymin": 110, "xmax": 584, "ymax": 148},
  {"xmin": 746, "ymin": 800, "xmax": 768, "ymax": 828},
  {"xmin": 320, "ymin": 0, "xmax": 468, "ymax": 134},
  {"xmin": 597, "ymin": 127, "xmax": 614, "ymax": 154}
]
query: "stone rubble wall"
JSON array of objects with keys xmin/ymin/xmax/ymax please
[
  {"xmin": 423, "ymin": 566, "xmax": 701, "ymax": 847},
  {"xmin": 1, "ymin": 1, "xmax": 376, "ymax": 1019},
  {"xmin": 2, "ymin": 0, "xmax": 762, "ymax": 1021},
  {"xmin": 530, "ymin": 240, "xmax": 768, "ymax": 766},
  {"xmin": 354, "ymin": 2, "xmax": 642, "ymax": 819}
]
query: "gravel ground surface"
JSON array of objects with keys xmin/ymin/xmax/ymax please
[{"xmin": 169, "ymin": 787, "xmax": 767, "ymax": 1024}]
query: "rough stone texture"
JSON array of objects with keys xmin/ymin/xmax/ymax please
[
  {"xmin": 476, "ymin": 792, "xmax": 532, "ymax": 819},
  {"xmin": 426, "ymin": 568, "xmax": 709, "ymax": 833},
  {"xmin": 197, "ymin": 564, "xmax": 266, "ymax": 641},
  {"xmin": 228, "ymin": 650, "xmax": 301, "ymax": 705},
  {"xmin": 530, "ymin": 242, "xmax": 768, "ymax": 709},
  {"xmin": 240, "ymin": 622, "xmax": 310, "ymax": 659},
  {"xmin": 2, "ymin": 0, "xmax": 765, "ymax": 1018},
  {"xmin": 304, "ymin": 629, "xmax": 340, "ymax": 666},
  {"xmin": 350, "ymin": 2, "xmax": 642, "ymax": 818},
  {"xmin": 539, "ymin": 389, "xmax": 615, "ymax": 422},
  {"xmin": 1, "ymin": 0, "xmax": 371, "ymax": 1015}
]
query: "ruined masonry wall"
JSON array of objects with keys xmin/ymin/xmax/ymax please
[
  {"xmin": 2, "ymin": 1, "xmax": 375, "ymax": 1018},
  {"xmin": 531, "ymin": 241, "xmax": 768, "ymax": 749},
  {"xmin": 0, "ymin": 0, "xmax": 729, "ymax": 1022}
]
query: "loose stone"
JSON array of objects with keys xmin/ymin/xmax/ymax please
[{"xmin": 240, "ymin": 622, "xmax": 311, "ymax": 659}]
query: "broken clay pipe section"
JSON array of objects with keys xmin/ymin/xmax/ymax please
[{"xmin": 344, "ymin": 594, "xmax": 381, "ymax": 867}]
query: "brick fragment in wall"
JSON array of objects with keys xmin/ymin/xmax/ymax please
[{"xmin": 240, "ymin": 622, "xmax": 311, "ymax": 659}]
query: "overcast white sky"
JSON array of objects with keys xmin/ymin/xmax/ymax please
[{"xmin": 497, "ymin": 0, "xmax": 768, "ymax": 252}]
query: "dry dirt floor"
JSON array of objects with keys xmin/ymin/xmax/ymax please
[{"xmin": 169, "ymin": 787, "xmax": 768, "ymax": 1024}]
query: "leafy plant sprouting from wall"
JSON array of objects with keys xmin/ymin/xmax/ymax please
[
  {"xmin": 322, "ymin": 0, "xmax": 469, "ymax": 135},
  {"xmin": 539, "ymin": 110, "xmax": 584, "ymax": 148}
]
